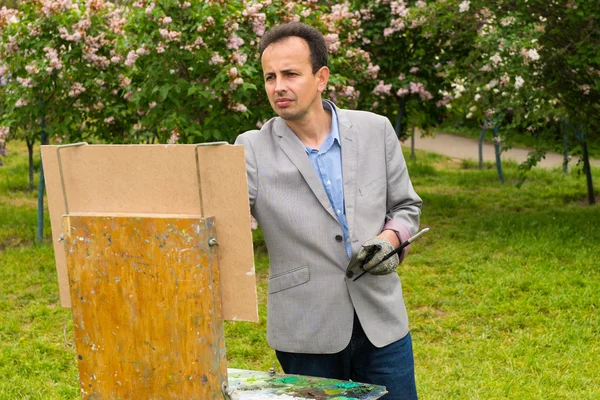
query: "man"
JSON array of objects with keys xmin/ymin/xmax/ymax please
[{"xmin": 234, "ymin": 22, "xmax": 422, "ymax": 400}]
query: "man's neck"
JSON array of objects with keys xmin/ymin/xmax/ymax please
[{"xmin": 285, "ymin": 107, "xmax": 332, "ymax": 150}]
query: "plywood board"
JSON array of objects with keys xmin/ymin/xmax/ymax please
[
  {"xmin": 42, "ymin": 144, "xmax": 257, "ymax": 322},
  {"xmin": 64, "ymin": 215, "xmax": 227, "ymax": 399}
]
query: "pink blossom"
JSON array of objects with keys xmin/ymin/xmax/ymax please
[
  {"xmin": 373, "ymin": 80, "xmax": 392, "ymax": 96},
  {"xmin": 527, "ymin": 49, "xmax": 540, "ymax": 61},
  {"xmin": 398, "ymin": 73, "xmax": 405, "ymax": 80},
  {"xmin": 514, "ymin": 75, "xmax": 524, "ymax": 89},
  {"xmin": 459, "ymin": 1, "xmax": 470, "ymax": 12},
  {"xmin": 68, "ymin": 82, "xmax": 86, "ymax": 98},
  {"xmin": 490, "ymin": 53, "xmax": 502, "ymax": 65},
  {"xmin": 0, "ymin": 64, "xmax": 8, "ymax": 78},
  {"xmin": 159, "ymin": 28, "xmax": 181, "ymax": 42},
  {"xmin": 179, "ymin": 2, "xmax": 191, "ymax": 8},
  {"xmin": 124, "ymin": 91, "xmax": 134, "ymax": 100},
  {"xmin": 0, "ymin": 6, "xmax": 19, "ymax": 27},
  {"xmin": 125, "ymin": 50, "xmax": 138, "ymax": 66},
  {"xmin": 391, "ymin": 1, "xmax": 408, "ymax": 16},
  {"xmin": 396, "ymin": 88, "xmax": 410, "ymax": 97},
  {"xmin": 419, "ymin": 91, "xmax": 433, "ymax": 100},
  {"xmin": 384, "ymin": 18, "xmax": 405, "ymax": 36},
  {"xmin": 579, "ymin": 84, "xmax": 590, "ymax": 95},
  {"xmin": 232, "ymin": 51, "xmax": 248, "ymax": 66},
  {"xmin": 40, "ymin": 0, "xmax": 74, "ymax": 17},
  {"xmin": 59, "ymin": 26, "xmax": 82, "ymax": 42},
  {"xmin": 209, "ymin": 52, "xmax": 225, "ymax": 65},
  {"xmin": 416, "ymin": 0, "xmax": 426, "ymax": 7},
  {"xmin": 106, "ymin": 9, "xmax": 126, "ymax": 35},
  {"xmin": 5, "ymin": 36, "xmax": 19, "ymax": 54},
  {"xmin": 25, "ymin": 65, "xmax": 40, "ymax": 74},
  {"xmin": 168, "ymin": 131, "xmax": 179, "ymax": 144},
  {"xmin": 340, "ymin": 85, "xmax": 358, "ymax": 100},
  {"xmin": 104, "ymin": 116, "xmax": 115, "ymax": 123},
  {"xmin": 324, "ymin": 33, "xmax": 341, "ymax": 53},
  {"xmin": 367, "ymin": 63, "xmax": 380, "ymax": 79},
  {"xmin": 0, "ymin": 126, "xmax": 9, "ymax": 140},
  {"xmin": 230, "ymin": 103, "xmax": 248, "ymax": 112},
  {"xmin": 409, "ymin": 66, "xmax": 419, "ymax": 74},
  {"xmin": 162, "ymin": 16, "xmax": 172, "ymax": 24},
  {"xmin": 119, "ymin": 74, "xmax": 131, "ymax": 88},
  {"xmin": 227, "ymin": 33, "xmax": 244, "ymax": 50},
  {"xmin": 17, "ymin": 77, "xmax": 33, "ymax": 88},
  {"xmin": 16, "ymin": 98, "xmax": 29, "ymax": 107},
  {"xmin": 149, "ymin": 102, "xmax": 157, "ymax": 109}
]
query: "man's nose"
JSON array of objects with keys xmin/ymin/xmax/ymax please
[{"xmin": 274, "ymin": 77, "xmax": 286, "ymax": 93}]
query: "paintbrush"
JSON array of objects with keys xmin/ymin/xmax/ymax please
[{"xmin": 353, "ymin": 228, "xmax": 430, "ymax": 282}]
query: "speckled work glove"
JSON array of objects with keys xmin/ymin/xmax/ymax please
[{"xmin": 356, "ymin": 237, "xmax": 400, "ymax": 275}]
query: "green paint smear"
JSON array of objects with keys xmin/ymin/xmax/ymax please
[
  {"xmin": 336, "ymin": 382, "xmax": 361, "ymax": 389},
  {"xmin": 275, "ymin": 376, "xmax": 299, "ymax": 384}
]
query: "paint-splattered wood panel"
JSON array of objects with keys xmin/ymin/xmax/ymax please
[
  {"xmin": 42, "ymin": 144, "xmax": 257, "ymax": 322},
  {"xmin": 64, "ymin": 214, "xmax": 227, "ymax": 399},
  {"xmin": 227, "ymin": 369, "xmax": 387, "ymax": 399}
]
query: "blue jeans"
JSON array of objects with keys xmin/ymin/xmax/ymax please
[{"xmin": 275, "ymin": 314, "xmax": 418, "ymax": 400}]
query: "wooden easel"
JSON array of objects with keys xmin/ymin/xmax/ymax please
[{"xmin": 46, "ymin": 143, "xmax": 245, "ymax": 399}]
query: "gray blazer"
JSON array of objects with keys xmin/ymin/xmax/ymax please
[{"xmin": 235, "ymin": 104, "xmax": 422, "ymax": 354}]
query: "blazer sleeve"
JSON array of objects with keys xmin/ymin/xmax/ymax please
[
  {"xmin": 234, "ymin": 133, "xmax": 258, "ymax": 210},
  {"xmin": 381, "ymin": 118, "xmax": 423, "ymax": 261}
]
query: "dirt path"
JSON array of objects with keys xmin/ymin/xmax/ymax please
[{"xmin": 409, "ymin": 132, "xmax": 600, "ymax": 169}]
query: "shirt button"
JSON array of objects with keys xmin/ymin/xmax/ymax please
[
  {"xmin": 335, "ymin": 235, "xmax": 343, "ymax": 242},
  {"xmin": 336, "ymin": 209, "xmax": 341, "ymax": 215},
  {"xmin": 346, "ymin": 270, "xmax": 354, "ymax": 278},
  {"xmin": 326, "ymin": 180, "xmax": 331, "ymax": 185}
]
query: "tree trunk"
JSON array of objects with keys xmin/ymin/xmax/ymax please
[
  {"xmin": 580, "ymin": 136, "xmax": 596, "ymax": 205},
  {"xmin": 26, "ymin": 136, "xmax": 35, "ymax": 192},
  {"xmin": 479, "ymin": 122, "xmax": 487, "ymax": 169},
  {"xmin": 492, "ymin": 119, "xmax": 504, "ymax": 185},
  {"xmin": 410, "ymin": 124, "xmax": 416, "ymax": 161},
  {"xmin": 394, "ymin": 97, "xmax": 406, "ymax": 138},
  {"xmin": 37, "ymin": 101, "xmax": 48, "ymax": 243},
  {"xmin": 561, "ymin": 119, "xmax": 569, "ymax": 174}
]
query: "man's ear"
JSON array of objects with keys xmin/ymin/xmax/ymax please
[{"xmin": 316, "ymin": 66, "xmax": 330, "ymax": 93}]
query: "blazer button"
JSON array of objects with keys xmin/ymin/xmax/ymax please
[
  {"xmin": 346, "ymin": 270, "xmax": 354, "ymax": 278},
  {"xmin": 335, "ymin": 235, "xmax": 343, "ymax": 242}
]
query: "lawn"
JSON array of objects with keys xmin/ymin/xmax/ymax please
[{"xmin": 1, "ymin": 140, "xmax": 598, "ymax": 399}]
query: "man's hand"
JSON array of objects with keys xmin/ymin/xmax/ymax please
[{"xmin": 356, "ymin": 232, "xmax": 400, "ymax": 276}]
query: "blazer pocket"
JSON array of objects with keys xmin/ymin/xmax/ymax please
[
  {"xmin": 268, "ymin": 266, "xmax": 310, "ymax": 294},
  {"xmin": 359, "ymin": 176, "xmax": 386, "ymax": 196}
]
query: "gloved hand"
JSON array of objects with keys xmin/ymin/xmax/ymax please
[{"xmin": 356, "ymin": 237, "xmax": 399, "ymax": 275}]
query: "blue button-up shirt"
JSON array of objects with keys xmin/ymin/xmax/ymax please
[{"xmin": 304, "ymin": 101, "xmax": 350, "ymax": 258}]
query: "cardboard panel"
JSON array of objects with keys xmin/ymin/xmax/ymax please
[
  {"xmin": 42, "ymin": 144, "xmax": 257, "ymax": 322},
  {"xmin": 64, "ymin": 215, "xmax": 227, "ymax": 399}
]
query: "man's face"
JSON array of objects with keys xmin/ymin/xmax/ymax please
[{"xmin": 261, "ymin": 36, "xmax": 329, "ymax": 122}]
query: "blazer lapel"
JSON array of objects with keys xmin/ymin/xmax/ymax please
[
  {"xmin": 275, "ymin": 118, "xmax": 338, "ymax": 221},
  {"xmin": 337, "ymin": 108, "xmax": 358, "ymax": 242}
]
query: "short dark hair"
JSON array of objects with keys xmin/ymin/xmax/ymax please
[{"xmin": 259, "ymin": 22, "xmax": 328, "ymax": 74}]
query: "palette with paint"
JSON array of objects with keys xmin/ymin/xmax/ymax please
[{"xmin": 227, "ymin": 368, "xmax": 387, "ymax": 399}]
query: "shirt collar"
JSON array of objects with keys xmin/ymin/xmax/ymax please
[{"xmin": 322, "ymin": 100, "xmax": 340, "ymax": 146}]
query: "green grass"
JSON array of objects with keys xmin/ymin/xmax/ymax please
[{"xmin": 1, "ymin": 141, "xmax": 599, "ymax": 399}]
